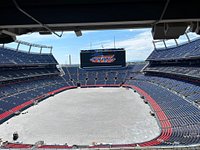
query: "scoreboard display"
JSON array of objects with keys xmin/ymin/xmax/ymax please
[{"xmin": 80, "ymin": 48, "xmax": 126, "ymax": 68}]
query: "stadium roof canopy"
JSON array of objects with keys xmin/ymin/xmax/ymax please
[{"xmin": 0, "ymin": 0, "xmax": 200, "ymax": 43}]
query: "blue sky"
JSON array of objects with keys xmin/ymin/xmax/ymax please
[{"xmin": 4, "ymin": 28, "xmax": 200, "ymax": 64}]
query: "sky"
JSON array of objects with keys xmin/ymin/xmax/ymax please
[{"xmin": 4, "ymin": 28, "xmax": 200, "ymax": 64}]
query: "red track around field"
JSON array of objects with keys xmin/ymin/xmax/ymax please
[
  {"xmin": 0, "ymin": 84, "xmax": 172, "ymax": 149},
  {"xmin": 122, "ymin": 84, "xmax": 172, "ymax": 147}
]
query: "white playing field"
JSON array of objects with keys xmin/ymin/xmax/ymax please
[{"xmin": 0, "ymin": 87, "xmax": 160, "ymax": 145}]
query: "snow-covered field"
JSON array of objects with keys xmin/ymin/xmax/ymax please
[{"xmin": 0, "ymin": 87, "xmax": 160, "ymax": 145}]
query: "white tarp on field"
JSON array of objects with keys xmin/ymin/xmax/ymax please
[{"xmin": 0, "ymin": 87, "xmax": 160, "ymax": 145}]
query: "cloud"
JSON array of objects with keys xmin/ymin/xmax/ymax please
[
  {"xmin": 84, "ymin": 30, "xmax": 200, "ymax": 62},
  {"xmin": 16, "ymin": 31, "xmax": 79, "ymax": 42},
  {"xmin": 115, "ymin": 31, "xmax": 153, "ymax": 50},
  {"xmin": 89, "ymin": 30, "xmax": 154, "ymax": 61}
]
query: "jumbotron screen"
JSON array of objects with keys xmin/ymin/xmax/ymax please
[{"xmin": 80, "ymin": 48, "xmax": 126, "ymax": 68}]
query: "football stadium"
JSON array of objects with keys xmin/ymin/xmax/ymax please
[{"xmin": 0, "ymin": 0, "xmax": 200, "ymax": 150}]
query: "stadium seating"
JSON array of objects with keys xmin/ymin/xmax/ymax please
[
  {"xmin": 1, "ymin": 38, "xmax": 200, "ymax": 149},
  {"xmin": 144, "ymin": 66, "xmax": 200, "ymax": 79},
  {"xmin": 0, "ymin": 68, "xmax": 59, "ymax": 82},
  {"xmin": 137, "ymin": 75, "xmax": 200, "ymax": 103},
  {"xmin": 0, "ymin": 47, "xmax": 57, "ymax": 65},
  {"xmin": 125, "ymin": 78, "xmax": 200, "ymax": 145},
  {"xmin": 133, "ymin": 38, "xmax": 200, "ymax": 146},
  {"xmin": 0, "ymin": 46, "xmax": 69, "ymax": 123},
  {"xmin": 0, "ymin": 76, "xmax": 70, "ymax": 121},
  {"xmin": 62, "ymin": 64, "xmax": 145, "ymax": 86},
  {"xmin": 147, "ymin": 38, "xmax": 200, "ymax": 61},
  {"xmin": 145, "ymin": 38, "xmax": 200, "ymax": 81}
]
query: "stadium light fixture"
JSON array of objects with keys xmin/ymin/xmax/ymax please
[{"xmin": 74, "ymin": 29, "xmax": 82, "ymax": 37}]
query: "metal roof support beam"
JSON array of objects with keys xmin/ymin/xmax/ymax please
[
  {"xmin": 158, "ymin": 0, "xmax": 170, "ymax": 23},
  {"xmin": 185, "ymin": 32, "xmax": 191, "ymax": 43},
  {"xmin": 16, "ymin": 42, "xmax": 20, "ymax": 51},
  {"xmin": 174, "ymin": 39, "xmax": 178, "ymax": 46},
  {"xmin": 152, "ymin": 41, "xmax": 157, "ymax": 50},
  {"xmin": 163, "ymin": 40, "xmax": 167, "ymax": 49},
  {"xmin": 12, "ymin": 0, "xmax": 63, "ymax": 38},
  {"xmin": 40, "ymin": 47, "xmax": 42, "ymax": 54},
  {"xmin": 50, "ymin": 47, "xmax": 53, "ymax": 54},
  {"xmin": 28, "ymin": 45, "xmax": 32, "ymax": 53}
]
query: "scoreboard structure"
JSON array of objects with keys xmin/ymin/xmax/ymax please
[{"xmin": 80, "ymin": 48, "xmax": 126, "ymax": 68}]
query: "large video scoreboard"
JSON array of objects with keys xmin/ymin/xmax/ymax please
[{"xmin": 80, "ymin": 48, "xmax": 126, "ymax": 68}]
